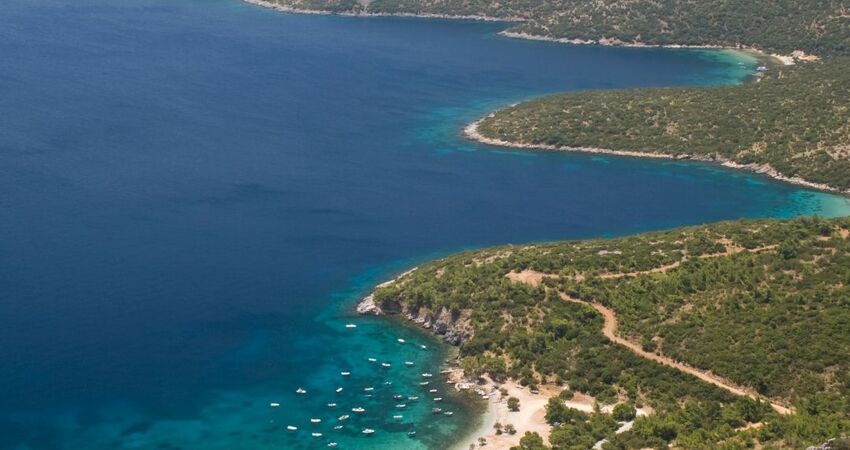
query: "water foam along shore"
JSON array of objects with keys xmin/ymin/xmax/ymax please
[{"xmin": 464, "ymin": 119, "xmax": 850, "ymax": 199}]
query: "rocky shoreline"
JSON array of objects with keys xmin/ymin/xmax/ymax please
[
  {"xmin": 464, "ymin": 119, "xmax": 850, "ymax": 197},
  {"xmin": 357, "ymin": 293, "xmax": 473, "ymax": 346}
]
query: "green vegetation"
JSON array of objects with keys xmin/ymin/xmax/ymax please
[
  {"xmin": 476, "ymin": 58, "xmax": 850, "ymax": 192},
  {"xmin": 612, "ymin": 403, "xmax": 637, "ymax": 422},
  {"xmin": 507, "ymin": 396, "xmax": 521, "ymax": 411},
  {"xmin": 262, "ymin": 0, "xmax": 850, "ymax": 56},
  {"xmin": 373, "ymin": 217, "xmax": 850, "ymax": 448}
]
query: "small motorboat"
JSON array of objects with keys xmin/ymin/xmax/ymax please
[
  {"xmin": 334, "ymin": 425, "xmax": 343, "ymax": 430},
  {"xmin": 270, "ymin": 402, "xmax": 280, "ymax": 408},
  {"xmin": 362, "ymin": 428, "xmax": 375, "ymax": 435},
  {"xmin": 420, "ymin": 345, "xmax": 427, "ymax": 349},
  {"xmin": 328, "ymin": 443, "xmax": 338, "ymax": 448},
  {"xmin": 296, "ymin": 388, "xmax": 307, "ymax": 395},
  {"xmin": 311, "ymin": 418, "xmax": 321, "ymax": 424},
  {"xmin": 429, "ymin": 389, "xmax": 437, "ymax": 393},
  {"xmin": 364, "ymin": 387, "xmax": 374, "ymax": 392},
  {"xmin": 431, "ymin": 408, "xmax": 442, "ymax": 414},
  {"xmin": 393, "ymin": 394, "xmax": 404, "ymax": 400},
  {"xmin": 381, "ymin": 362, "xmax": 391, "ymax": 368},
  {"xmin": 443, "ymin": 411, "xmax": 454, "ymax": 416},
  {"xmin": 338, "ymin": 415, "xmax": 349, "ymax": 421},
  {"xmin": 340, "ymin": 372, "xmax": 350, "ymax": 377},
  {"xmin": 407, "ymin": 396, "xmax": 419, "ymax": 401},
  {"xmin": 352, "ymin": 407, "xmax": 366, "ymax": 413},
  {"xmin": 327, "ymin": 403, "xmax": 337, "ymax": 408},
  {"xmin": 407, "ymin": 430, "xmax": 417, "ymax": 437},
  {"xmin": 421, "ymin": 373, "xmax": 433, "ymax": 378},
  {"xmin": 433, "ymin": 397, "xmax": 443, "ymax": 402},
  {"xmin": 419, "ymin": 381, "xmax": 430, "ymax": 386},
  {"xmin": 367, "ymin": 358, "xmax": 377, "ymax": 363},
  {"xmin": 287, "ymin": 425, "xmax": 298, "ymax": 431},
  {"xmin": 397, "ymin": 338, "xmax": 405, "ymax": 343},
  {"xmin": 404, "ymin": 361, "xmax": 414, "ymax": 366},
  {"xmin": 336, "ymin": 387, "xmax": 343, "ymax": 393},
  {"xmin": 393, "ymin": 414, "xmax": 403, "ymax": 420},
  {"xmin": 312, "ymin": 432, "xmax": 322, "ymax": 438},
  {"xmin": 345, "ymin": 324, "xmax": 357, "ymax": 328},
  {"xmin": 395, "ymin": 404, "xmax": 406, "ymax": 408}
]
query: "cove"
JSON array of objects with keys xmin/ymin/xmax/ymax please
[{"xmin": 1, "ymin": 0, "xmax": 848, "ymax": 449}]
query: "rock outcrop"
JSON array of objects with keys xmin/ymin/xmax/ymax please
[{"xmin": 356, "ymin": 295, "xmax": 473, "ymax": 346}]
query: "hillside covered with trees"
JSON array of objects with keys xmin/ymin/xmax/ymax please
[
  {"xmin": 371, "ymin": 217, "xmax": 850, "ymax": 448},
  {"xmin": 475, "ymin": 58, "xmax": 850, "ymax": 193},
  {"xmin": 258, "ymin": 0, "xmax": 850, "ymax": 56}
]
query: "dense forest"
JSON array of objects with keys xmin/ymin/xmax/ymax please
[
  {"xmin": 260, "ymin": 0, "xmax": 850, "ymax": 56},
  {"xmin": 476, "ymin": 58, "xmax": 850, "ymax": 192},
  {"xmin": 371, "ymin": 217, "xmax": 850, "ymax": 448}
]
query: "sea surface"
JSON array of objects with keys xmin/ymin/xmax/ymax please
[{"xmin": 1, "ymin": 1, "xmax": 849, "ymax": 449}]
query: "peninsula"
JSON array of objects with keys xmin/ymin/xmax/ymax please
[{"xmin": 364, "ymin": 218, "xmax": 850, "ymax": 449}]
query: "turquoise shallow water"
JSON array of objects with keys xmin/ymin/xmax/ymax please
[{"xmin": 1, "ymin": 1, "xmax": 849, "ymax": 449}]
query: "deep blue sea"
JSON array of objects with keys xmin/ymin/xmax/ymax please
[{"xmin": 1, "ymin": 0, "xmax": 849, "ymax": 449}]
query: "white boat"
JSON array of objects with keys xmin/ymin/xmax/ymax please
[
  {"xmin": 381, "ymin": 362, "xmax": 391, "ymax": 368},
  {"xmin": 428, "ymin": 388, "xmax": 437, "ymax": 393},
  {"xmin": 395, "ymin": 404, "xmax": 406, "ymax": 408},
  {"xmin": 421, "ymin": 373, "xmax": 433, "ymax": 378},
  {"xmin": 345, "ymin": 324, "xmax": 357, "ymax": 328},
  {"xmin": 327, "ymin": 403, "xmax": 337, "ymax": 408},
  {"xmin": 362, "ymin": 428, "xmax": 375, "ymax": 435},
  {"xmin": 328, "ymin": 443, "xmax": 338, "ymax": 447},
  {"xmin": 338, "ymin": 415, "xmax": 349, "ymax": 421},
  {"xmin": 444, "ymin": 411, "xmax": 454, "ymax": 416},
  {"xmin": 296, "ymin": 388, "xmax": 307, "ymax": 394},
  {"xmin": 334, "ymin": 425, "xmax": 343, "ymax": 430},
  {"xmin": 433, "ymin": 397, "xmax": 443, "ymax": 402},
  {"xmin": 352, "ymin": 407, "xmax": 365, "ymax": 413},
  {"xmin": 419, "ymin": 381, "xmax": 429, "ymax": 386},
  {"xmin": 270, "ymin": 402, "xmax": 280, "ymax": 408},
  {"xmin": 393, "ymin": 415, "xmax": 403, "ymax": 420},
  {"xmin": 364, "ymin": 387, "xmax": 374, "ymax": 392},
  {"xmin": 340, "ymin": 372, "xmax": 350, "ymax": 377},
  {"xmin": 312, "ymin": 432, "xmax": 322, "ymax": 438},
  {"xmin": 481, "ymin": 395, "xmax": 489, "ymax": 400},
  {"xmin": 408, "ymin": 396, "xmax": 419, "ymax": 401},
  {"xmin": 420, "ymin": 345, "xmax": 427, "ymax": 349},
  {"xmin": 404, "ymin": 361, "xmax": 414, "ymax": 366},
  {"xmin": 397, "ymin": 338, "xmax": 405, "ymax": 343},
  {"xmin": 431, "ymin": 408, "xmax": 442, "ymax": 414},
  {"xmin": 383, "ymin": 381, "xmax": 393, "ymax": 385},
  {"xmin": 287, "ymin": 425, "xmax": 298, "ymax": 431},
  {"xmin": 336, "ymin": 387, "xmax": 343, "ymax": 393},
  {"xmin": 311, "ymin": 418, "xmax": 321, "ymax": 423},
  {"xmin": 367, "ymin": 358, "xmax": 377, "ymax": 363}
]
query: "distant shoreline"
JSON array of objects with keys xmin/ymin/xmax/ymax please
[
  {"xmin": 242, "ymin": 0, "xmax": 524, "ymax": 23},
  {"xmin": 464, "ymin": 120, "xmax": 850, "ymax": 197},
  {"xmin": 242, "ymin": 0, "xmax": 817, "ymax": 67}
]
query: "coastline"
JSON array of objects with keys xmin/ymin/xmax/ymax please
[
  {"xmin": 242, "ymin": 0, "xmax": 524, "ymax": 23},
  {"xmin": 497, "ymin": 31, "xmax": 818, "ymax": 67},
  {"xmin": 242, "ymin": 0, "xmax": 813, "ymax": 67},
  {"xmin": 464, "ymin": 119, "xmax": 850, "ymax": 198}
]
